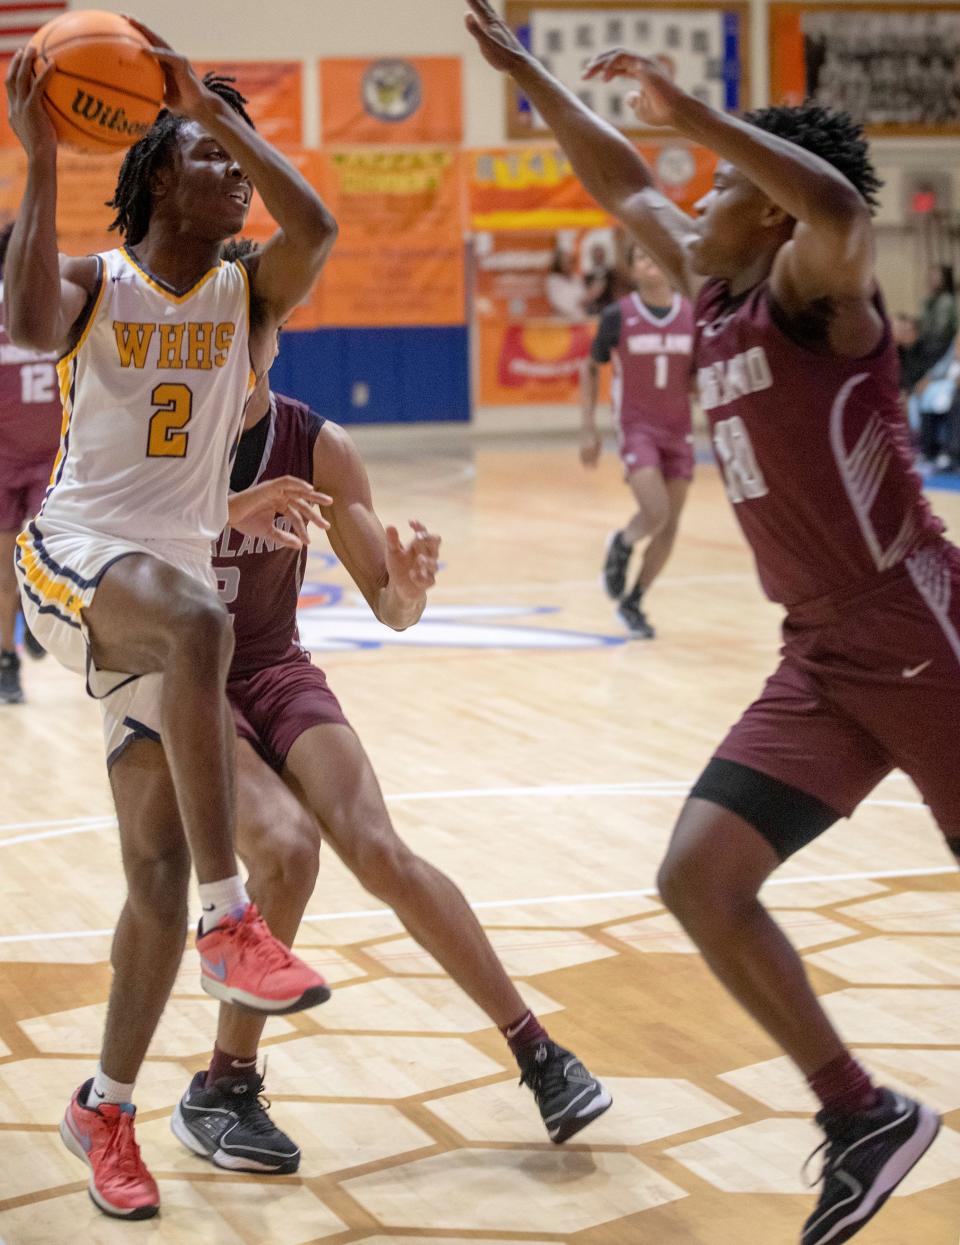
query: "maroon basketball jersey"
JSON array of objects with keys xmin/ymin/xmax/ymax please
[
  {"xmin": 610, "ymin": 292, "xmax": 694, "ymax": 437},
  {"xmin": 0, "ymin": 280, "xmax": 62, "ymax": 465},
  {"xmin": 212, "ymin": 393, "xmax": 325, "ymax": 678},
  {"xmin": 695, "ymin": 278, "xmax": 945, "ymax": 607}
]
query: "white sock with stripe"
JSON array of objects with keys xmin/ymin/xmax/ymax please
[{"xmin": 198, "ymin": 875, "xmax": 250, "ymax": 934}]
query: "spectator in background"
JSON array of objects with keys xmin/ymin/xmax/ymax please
[
  {"xmin": 914, "ymin": 264, "xmax": 958, "ymax": 375},
  {"xmin": 545, "ymin": 246, "xmax": 593, "ymax": 319},
  {"xmin": 893, "ymin": 311, "xmax": 926, "ymax": 392},
  {"xmin": 0, "ymin": 222, "xmax": 60, "ymax": 704},
  {"xmin": 914, "ymin": 331, "xmax": 960, "ymax": 474},
  {"xmin": 583, "ymin": 240, "xmax": 617, "ymax": 313}
]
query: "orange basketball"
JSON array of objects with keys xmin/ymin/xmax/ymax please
[{"xmin": 28, "ymin": 10, "xmax": 164, "ymax": 153}]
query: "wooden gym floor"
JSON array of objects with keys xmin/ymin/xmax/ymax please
[{"xmin": 1, "ymin": 432, "xmax": 959, "ymax": 1245}]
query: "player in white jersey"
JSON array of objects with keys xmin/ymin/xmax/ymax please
[{"xmin": 4, "ymin": 30, "xmax": 336, "ymax": 1220}]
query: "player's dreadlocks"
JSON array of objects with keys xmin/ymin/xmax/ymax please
[
  {"xmin": 741, "ymin": 101, "xmax": 883, "ymax": 213},
  {"xmin": 107, "ymin": 74, "xmax": 255, "ymax": 245},
  {"xmin": 221, "ymin": 236, "xmax": 259, "ymax": 263}
]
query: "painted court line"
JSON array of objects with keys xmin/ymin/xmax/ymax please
[
  {"xmin": 0, "ymin": 777, "xmax": 927, "ymax": 849},
  {"xmin": 0, "ymin": 863, "xmax": 955, "ymax": 947}
]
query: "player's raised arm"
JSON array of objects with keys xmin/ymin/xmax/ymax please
[
  {"xmin": 128, "ymin": 20, "xmax": 337, "ymax": 375},
  {"xmin": 313, "ymin": 424, "xmax": 439, "ymax": 631},
  {"xmin": 594, "ymin": 53, "xmax": 879, "ymax": 315},
  {"xmin": 464, "ymin": 0, "xmax": 697, "ymax": 297},
  {"xmin": 3, "ymin": 48, "xmax": 99, "ymax": 353}
]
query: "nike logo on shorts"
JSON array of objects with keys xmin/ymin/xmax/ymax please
[{"xmin": 902, "ymin": 659, "xmax": 932, "ymax": 678}]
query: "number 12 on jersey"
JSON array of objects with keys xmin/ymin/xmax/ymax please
[{"xmin": 147, "ymin": 383, "xmax": 193, "ymax": 458}]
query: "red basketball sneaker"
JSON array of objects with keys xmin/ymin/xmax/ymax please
[
  {"xmin": 197, "ymin": 902, "xmax": 330, "ymax": 1013},
  {"xmin": 59, "ymin": 1081, "xmax": 159, "ymax": 1219}
]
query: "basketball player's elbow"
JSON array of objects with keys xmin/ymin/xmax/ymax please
[
  {"xmin": 300, "ymin": 201, "xmax": 338, "ymax": 258},
  {"xmin": 808, "ymin": 186, "xmax": 871, "ymax": 241},
  {"xmin": 6, "ymin": 300, "xmax": 61, "ymax": 354}
]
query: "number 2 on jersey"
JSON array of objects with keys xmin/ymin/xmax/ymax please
[{"xmin": 147, "ymin": 383, "xmax": 192, "ymax": 458}]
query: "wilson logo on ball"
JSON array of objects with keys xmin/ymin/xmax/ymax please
[{"xmin": 70, "ymin": 89, "xmax": 154, "ymax": 141}]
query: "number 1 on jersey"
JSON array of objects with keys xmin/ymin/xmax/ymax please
[
  {"xmin": 654, "ymin": 354, "xmax": 668, "ymax": 389},
  {"xmin": 147, "ymin": 383, "xmax": 193, "ymax": 458}
]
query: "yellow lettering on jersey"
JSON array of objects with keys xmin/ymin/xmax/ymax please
[
  {"xmin": 214, "ymin": 322, "xmax": 235, "ymax": 367},
  {"xmin": 157, "ymin": 323, "xmax": 186, "ymax": 369},
  {"xmin": 186, "ymin": 322, "xmax": 214, "ymax": 370},
  {"xmin": 114, "ymin": 321, "xmax": 156, "ymax": 368},
  {"xmin": 147, "ymin": 383, "xmax": 192, "ymax": 457}
]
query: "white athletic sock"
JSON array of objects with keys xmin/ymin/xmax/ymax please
[
  {"xmin": 85, "ymin": 1063, "xmax": 135, "ymax": 1109},
  {"xmin": 198, "ymin": 875, "xmax": 250, "ymax": 935}
]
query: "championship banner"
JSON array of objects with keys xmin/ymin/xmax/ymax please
[
  {"xmin": 469, "ymin": 143, "xmax": 715, "ymax": 230},
  {"xmin": 321, "ymin": 57, "xmax": 462, "ymax": 146},
  {"xmin": 307, "ymin": 148, "xmax": 465, "ymax": 328},
  {"xmin": 469, "ymin": 147, "xmax": 608, "ymax": 232},
  {"xmin": 193, "ymin": 61, "xmax": 303, "ymax": 148}
]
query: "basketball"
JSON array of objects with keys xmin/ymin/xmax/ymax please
[{"xmin": 27, "ymin": 10, "xmax": 164, "ymax": 153}]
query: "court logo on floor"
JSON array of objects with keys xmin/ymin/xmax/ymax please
[{"xmin": 297, "ymin": 580, "xmax": 625, "ymax": 653}]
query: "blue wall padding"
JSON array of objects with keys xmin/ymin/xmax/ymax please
[{"xmin": 270, "ymin": 326, "xmax": 471, "ymax": 424}]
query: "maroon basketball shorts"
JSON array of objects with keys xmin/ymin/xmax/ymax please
[
  {"xmin": 713, "ymin": 546, "xmax": 960, "ymax": 840},
  {"xmin": 618, "ymin": 424, "xmax": 694, "ymax": 482},
  {"xmin": 0, "ymin": 459, "xmax": 50, "ymax": 532},
  {"xmin": 229, "ymin": 649, "xmax": 350, "ymax": 772}
]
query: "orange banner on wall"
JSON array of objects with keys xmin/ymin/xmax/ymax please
[
  {"xmin": 321, "ymin": 57, "xmax": 462, "ymax": 146},
  {"xmin": 193, "ymin": 61, "xmax": 303, "ymax": 149},
  {"xmin": 470, "ymin": 148, "xmax": 608, "ymax": 232},
  {"xmin": 308, "ymin": 148, "xmax": 465, "ymax": 328},
  {"xmin": 0, "ymin": 147, "xmax": 123, "ymax": 255},
  {"xmin": 470, "ymin": 142, "xmax": 715, "ymax": 229}
]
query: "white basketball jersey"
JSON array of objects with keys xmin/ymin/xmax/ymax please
[{"xmin": 41, "ymin": 247, "xmax": 254, "ymax": 542}]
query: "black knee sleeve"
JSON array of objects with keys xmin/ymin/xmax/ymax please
[{"xmin": 689, "ymin": 758, "xmax": 842, "ymax": 861}]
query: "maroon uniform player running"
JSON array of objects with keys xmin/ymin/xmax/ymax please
[
  {"xmin": 581, "ymin": 242, "xmax": 694, "ymax": 636},
  {"xmin": 467, "ymin": 4, "xmax": 954, "ymax": 1241},
  {"xmin": 0, "ymin": 222, "xmax": 59, "ymax": 701},
  {"xmin": 168, "ymin": 318, "xmax": 610, "ymax": 1172}
]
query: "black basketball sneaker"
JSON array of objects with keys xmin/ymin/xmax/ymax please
[
  {"xmin": 22, "ymin": 620, "xmax": 46, "ymax": 659},
  {"xmin": 0, "ymin": 650, "xmax": 24, "ymax": 704},
  {"xmin": 617, "ymin": 599, "xmax": 655, "ymax": 638},
  {"xmin": 602, "ymin": 531, "xmax": 631, "ymax": 599},
  {"xmin": 171, "ymin": 1071, "xmax": 300, "ymax": 1174},
  {"xmin": 518, "ymin": 1041, "xmax": 612, "ymax": 1143},
  {"xmin": 802, "ymin": 1088, "xmax": 940, "ymax": 1244}
]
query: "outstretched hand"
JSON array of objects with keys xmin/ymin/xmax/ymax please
[
  {"xmin": 385, "ymin": 520, "xmax": 441, "ymax": 602},
  {"xmin": 228, "ymin": 475, "xmax": 332, "ymax": 552},
  {"xmin": 464, "ymin": 0, "xmax": 531, "ymax": 74},
  {"xmin": 582, "ymin": 49, "xmax": 685, "ymax": 128}
]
